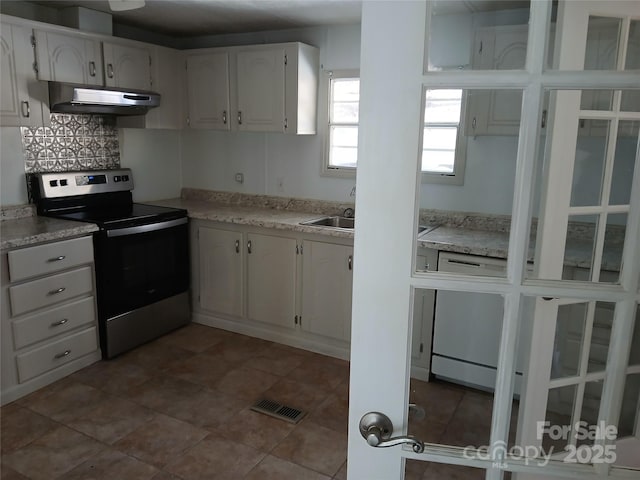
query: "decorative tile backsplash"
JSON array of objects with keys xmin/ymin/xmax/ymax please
[{"xmin": 21, "ymin": 113, "xmax": 120, "ymax": 173}]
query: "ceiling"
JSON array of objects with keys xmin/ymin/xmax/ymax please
[
  {"xmin": 23, "ymin": 0, "xmax": 532, "ymax": 37},
  {"xmin": 29, "ymin": 0, "xmax": 363, "ymax": 36}
]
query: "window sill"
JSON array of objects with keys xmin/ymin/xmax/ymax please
[
  {"xmin": 321, "ymin": 166, "xmax": 357, "ymax": 179},
  {"xmin": 421, "ymin": 172, "xmax": 464, "ymax": 186}
]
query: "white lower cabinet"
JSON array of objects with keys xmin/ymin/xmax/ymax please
[
  {"xmin": 246, "ymin": 232, "xmax": 297, "ymax": 329},
  {"xmin": 198, "ymin": 226, "xmax": 243, "ymax": 317},
  {"xmin": 193, "ymin": 221, "xmax": 437, "ymax": 373},
  {"xmin": 195, "ymin": 224, "xmax": 298, "ymax": 330},
  {"xmin": 193, "ymin": 221, "xmax": 352, "ymax": 357},
  {"xmin": 411, "ymin": 248, "xmax": 438, "ymax": 380},
  {"xmin": 301, "ymin": 240, "xmax": 353, "ymax": 342},
  {"xmin": 1, "ymin": 235, "xmax": 100, "ymax": 405}
]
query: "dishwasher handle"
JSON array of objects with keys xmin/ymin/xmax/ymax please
[{"xmin": 439, "ymin": 253, "xmax": 507, "ymax": 277}]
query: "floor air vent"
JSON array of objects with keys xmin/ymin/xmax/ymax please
[{"xmin": 250, "ymin": 398, "xmax": 306, "ymax": 424}]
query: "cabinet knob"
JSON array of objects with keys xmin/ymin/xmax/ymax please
[
  {"xmin": 48, "ymin": 255, "xmax": 66, "ymax": 262},
  {"xmin": 223, "ymin": 110, "xmax": 227, "ymax": 125},
  {"xmin": 21, "ymin": 101, "xmax": 30, "ymax": 118},
  {"xmin": 54, "ymin": 349, "xmax": 71, "ymax": 359},
  {"xmin": 348, "ymin": 255, "xmax": 353, "ymax": 271},
  {"xmin": 48, "ymin": 287, "xmax": 66, "ymax": 295},
  {"xmin": 235, "ymin": 239, "xmax": 240, "ymax": 253},
  {"xmin": 107, "ymin": 63, "xmax": 114, "ymax": 79},
  {"xmin": 89, "ymin": 61, "xmax": 96, "ymax": 77},
  {"xmin": 247, "ymin": 240, "xmax": 252, "ymax": 254},
  {"xmin": 50, "ymin": 318, "xmax": 68, "ymax": 327},
  {"xmin": 238, "ymin": 111, "xmax": 243, "ymax": 125}
]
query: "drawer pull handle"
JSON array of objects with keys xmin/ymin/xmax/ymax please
[
  {"xmin": 54, "ymin": 350, "xmax": 71, "ymax": 359},
  {"xmin": 51, "ymin": 318, "xmax": 68, "ymax": 327},
  {"xmin": 48, "ymin": 255, "xmax": 66, "ymax": 262},
  {"xmin": 48, "ymin": 287, "xmax": 66, "ymax": 295}
]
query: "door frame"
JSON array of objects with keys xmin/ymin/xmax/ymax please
[{"xmin": 347, "ymin": 1, "xmax": 640, "ymax": 479}]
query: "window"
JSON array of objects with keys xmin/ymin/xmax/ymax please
[
  {"xmin": 327, "ymin": 73, "xmax": 359, "ymax": 172},
  {"xmin": 325, "ymin": 77, "xmax": 466, "ymax": 185},
  {"xmin": 421, "ymin": 89, "xmax": 467, "ymax": 185}
]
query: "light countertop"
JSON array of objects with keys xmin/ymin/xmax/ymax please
[
  {"xmin": 1, "ymin": 198, "xmax": 623, "ymax": 272},
  {"xmin": 0, "ymin": 216, "xmax": 99, "ymax": 250}
]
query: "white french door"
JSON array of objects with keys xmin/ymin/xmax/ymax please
[{"xmin": 347, "ymin": 1, "xmax": 639, "ymax": 479}]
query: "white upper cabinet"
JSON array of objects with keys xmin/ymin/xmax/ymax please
[
  {"xmin": 186, "ymin": 51, "xmax": 230, "ymax": 130},
  {"xmin": 1, "ymin": 23, "xmax": 28, "ymax": 125},
  {"xmin": 34, "ymin": 28, "xmax": 153, "ymax": 93},
  {"xmin": 185, "ymin": 42, "xmax": 319, "ymax": 134},
  {"xmin": 464, "ymin": 24, "xmax": 527, "ymax": 136},
  {"xmin": 102, "ymin": 41, "xmax": 151, "ymax": 90},
  {"xmin": 1, "ymin": 22, "xmax": 47, "ymax": 127},
  {"xmin": 236, "ymin": 47, "xmax": 286, "ymax": 132},
  {"xmin": 34, "ymin": 29, "xmax": 102, "ymax": 85}
]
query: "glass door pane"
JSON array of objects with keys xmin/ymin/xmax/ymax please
[{"xmin": 426, "ymin": 0, "xmax": 531, "ymax": 72}]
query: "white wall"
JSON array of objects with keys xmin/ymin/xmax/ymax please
[
  {"xmin": 1, "ymin": 127, "xmax": 29, "ymax": 206},
  {"xmin": 420, "ymin": 136, "xmax": 519, "ymax": 215},
  {"xmin": 118, "ymin": 129, "xmax": 182, "ymax": 202}
]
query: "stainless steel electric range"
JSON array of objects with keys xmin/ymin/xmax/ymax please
[{"xmin": 31, "ymin": 168, "xmax": 190, "ymax": 359}]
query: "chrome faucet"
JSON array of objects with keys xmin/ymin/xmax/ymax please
[{"xmin": 343, "ymin": 207, "xmax": 355, "ymax": 218}]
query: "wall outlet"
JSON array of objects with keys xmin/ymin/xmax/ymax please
[{"xmin": 235, "ymin": 173, "xmax": 244, "ymax": 184}]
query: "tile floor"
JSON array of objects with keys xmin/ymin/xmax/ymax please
[{"xmin": 1, "ymin": 323, "xmax": 502, "ymax": 480}]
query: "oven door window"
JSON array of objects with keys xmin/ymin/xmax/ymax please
[{"xmin": 96, "ymin": 222, "xmax": 189, "ymax": 319}]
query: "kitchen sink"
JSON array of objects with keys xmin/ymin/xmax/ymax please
[{"xmin": 301, "ymin": 216, "xmax": 355, "ymax": 229}]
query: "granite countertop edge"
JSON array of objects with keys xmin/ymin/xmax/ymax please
[
  {"xmin": 1, "ymin": 217, "xmax": 99, "ymax": 251},
  {"xmin": 1, "ymin": 198, "xmax": 621, "ymax": 272}
]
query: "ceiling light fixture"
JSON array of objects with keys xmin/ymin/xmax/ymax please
[{"xmin": 107, "ymin": 0, "xmax": 146, "ymax": 11}]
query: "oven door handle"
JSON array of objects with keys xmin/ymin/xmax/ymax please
[{"xmin": 106, "ymin": 217, "xmax": 188, "ymax": 238}]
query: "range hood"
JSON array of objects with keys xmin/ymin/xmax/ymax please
[{"xmin": 48, "ymin": 81, "xmax": 160, "ymax": 115}]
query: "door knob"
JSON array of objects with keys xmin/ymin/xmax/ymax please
[{"xmin": 359, "ymin": 412, "xmax": 425, "ymax": 453}]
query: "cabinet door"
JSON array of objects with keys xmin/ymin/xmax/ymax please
[
  {"xmin": 246, "ymin": 233, "xmax": 296, "ymax": 328},
  {"xmin": 186, "ymin": 52, "xmax": 230, "ymax": 130},
  {"xmin": 1, "ymin": 24, "xmax": 46, "ymax": 127},
  {"xmin": 236, "ymin": 48, "xmax": 286, "ymax": 132},
  {"xmin": 143, "ymin": 45, "xmax": 182, "ymax": 129},
  {"xmin": 411, "ymin": 249, "xmax": 437, "ymax": 371},
  {"xmin": 1, "ymin": 24, "xmax": 30, "ymax": 126},
  {"xmin": 301, "ymin": 241, "xmax": 353, "ymax": 342},
  {"xmin": 465, "ymin": 25, "xmax": 527, "ymax": 136},
  {"xmin": 34, "ymin": 30, "xmax": 102, "ymax": 85},
  {"xmin": 102, "ymin": 42, "xmax": 151, "ymax": 90},
  {"xmin": 199, "ymin": 227, "xmax": 243, "ymax": 317}
]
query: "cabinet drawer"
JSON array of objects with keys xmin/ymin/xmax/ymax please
[
  {"xmin": 16, "ymin": 326, "xmax": 98, "ymax": 383},
  {"xmin": 12, "ymin": 296, "xmax": 96, "ymax": 349},
  {"xmin": 9, "ymin": 266, "xmax": 93, "ymax": 316},
  {"xmin": 8, "ymin": 236, "xmax": 93, "ymax": 282}
]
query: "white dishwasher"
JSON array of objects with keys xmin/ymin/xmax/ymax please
[{"xmin": 432, "ymin": 252, "xmax": 531, "ymax": 394}]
